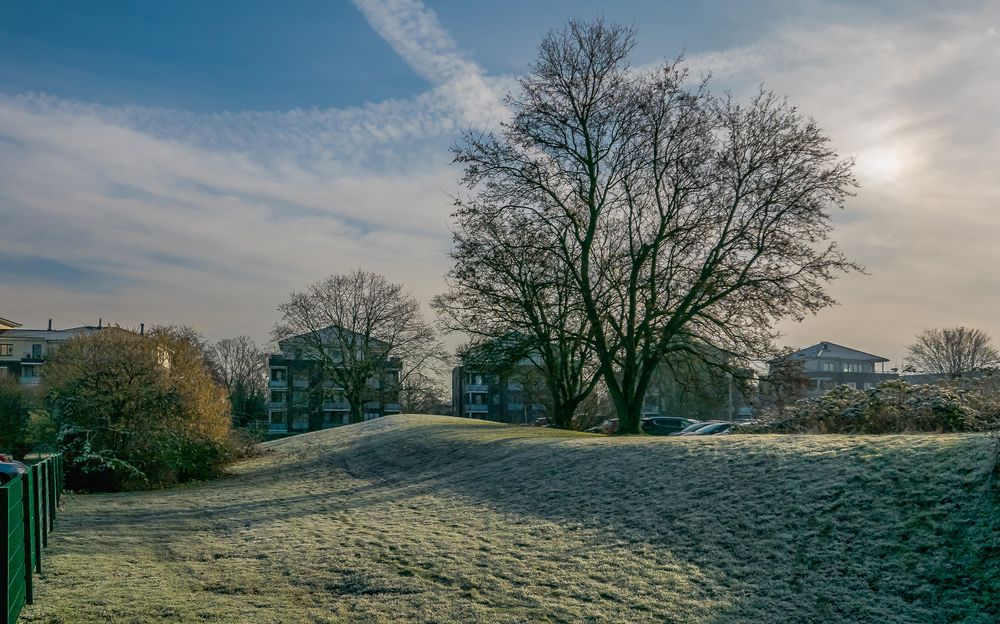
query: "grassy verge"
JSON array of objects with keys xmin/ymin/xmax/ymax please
[{"xmin": 21, "ymin": 415, "xmax": 999, "ymax": 623}]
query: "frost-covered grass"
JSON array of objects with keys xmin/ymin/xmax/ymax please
[{"xmin": 22, "ymin": 415, "xmax": 1000, "ymax": 623}]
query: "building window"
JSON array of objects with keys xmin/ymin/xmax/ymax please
[
  {"xmin": 0, "ymin": 344, "xmax": 11, "ymax": 356},
  {"xmin": 844, "ymin": 363, "xmax": 866, "ymax": 373},
  {"xmin": 270, "ymin": 411, "xmax": 286, "ymax": 424},
  {"xmin": 271, "ymin": 368, "xmax": 286, "ymax": 381},
  {"xmin": 271, "ymin": 391, "xmax": 286, "ymax": 403},
  {"xmin": 814, "ymin": 378, "xmax": 832, "ymax": 391},
  {"xmin": 22, "ymin": 366, "xmax": 37, "ymax": 378},
  {"xmin": 864, "ymin": 382, "xmax": 875, "ymax": 390},
  {"xmin": 31, "ymin": 344, "xmax": 42, "ymax": 358},
  {"xmin": 821, "ymin": 361, "xmax": 839, "ymax": 372}
]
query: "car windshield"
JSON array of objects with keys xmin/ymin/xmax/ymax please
[
  {"xmin": 679, "ymin": 422, "xmax": 710, "ymax": 433},
  {"xmin": 700, "ymin": 423, "xmax": 731, "ymax": 433}
]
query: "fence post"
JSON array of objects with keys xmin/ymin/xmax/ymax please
[
  {"xmin": 46, "ymin": 459, "xmax": 56, "ymax": 531},
  {"xmin": 29, "ymin": 467, "xmax": 42, "ymax": 576},
  {"xmin": 39, "ymin": 462, "xmax": 48, "ymax": 550},
  {"xmin": 21, "ymin": 470, "xmax": 35, "ymax": 605},
  {"xmin": 1, "ymin": 475, "xmax": 27, "ymax": 624}
]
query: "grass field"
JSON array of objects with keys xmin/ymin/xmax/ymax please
[{"xmin": 20, "ymin": 415, "xmax": 1000, "ymax": 623}]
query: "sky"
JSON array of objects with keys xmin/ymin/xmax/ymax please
[{"xmin": 1, "ymin": 0, "xmax": 998, "ymax": 367}]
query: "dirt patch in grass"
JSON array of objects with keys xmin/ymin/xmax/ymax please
[{"xmin": 21, "ymin": 415, "xmax": 999, "ymax": 623}]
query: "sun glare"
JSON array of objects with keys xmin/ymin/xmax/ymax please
[{"xmin": 856, "ymin": 145, "xmax": 906, "ymax": 184}]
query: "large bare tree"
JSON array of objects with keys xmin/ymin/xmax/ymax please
[
  {"xmin": 433, "ymin": 208, "xmax": 601, "ymax": 428},
  {"xmin": 274, "ymin": 270, "xmax": 446, "ymax": 423},
  {"xmin": 452, "ymin": 20, "xmax": 858, "ymax": 433},
  {"xmin": 905, "ymin": 327, "xmax": 1000, "ymax": 378}
]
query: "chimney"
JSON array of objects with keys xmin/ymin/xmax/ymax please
[
  {"xmin": 98, "ymin": 318, "xmax": 102, "ymax": 329},
  {"xmin": 48, "ymin": 318, "xmax": 52, "ymax": 331},
  {"xmin": 140, "ymin": 323, "xmax": 145, "ymax": 336}
]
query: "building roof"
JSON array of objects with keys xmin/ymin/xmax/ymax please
[
  {"xmin": 779, "ymin": 341, "xmax": 890, "ymax": 363},
  {"xmin": 0, "ymin": 326, "xmax": 103, "ymax": 341},
  {"xmin": 0, "ymin": 316, "xmax": 22, "ymax": 329},
  {"xmin": 277, "ymin": 325, "xmax": 389, "ymax": 350}
]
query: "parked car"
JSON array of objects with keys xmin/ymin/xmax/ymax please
[
  {"xmin": 587, "ymin": 418, "xmax": 618, "ymax": 434},
  {"xmin": 680, "ymin": 422, "xmax": 734, "ymax": 436},
  {"xmin": 670, "ymin": 420, "xmax": 724, "ymax": 436},
  {"xmin": 641, "ymin": 416, "xmax": 700, "ymax": 435},
  {"xmin": 0, "ymin": 456, "xmax": 27, "ymax": 485}
]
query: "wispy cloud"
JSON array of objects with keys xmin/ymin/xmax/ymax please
[
  {"xmin": 1, "ymin": 0, "xmax": 998, "ymax": 362},
  {"xmin": 352, "ymin": 0, "xmax": 509, "ymax": 127}
]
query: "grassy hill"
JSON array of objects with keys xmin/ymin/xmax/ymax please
[{"xmin": 22, "ymin": 415, "xmax": 999, "ymax": 623}]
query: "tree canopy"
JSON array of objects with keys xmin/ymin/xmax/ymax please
[{"xmin": 449, "ymin": 20, "xmax": 858, "ymax": 432}]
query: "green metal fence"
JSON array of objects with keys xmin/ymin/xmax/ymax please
[{"xmin": 0, "ymin": 456, "xmax": 63, "ymax": 624}]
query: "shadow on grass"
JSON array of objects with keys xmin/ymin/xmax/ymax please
[
  {"xmin": 327, "ymin": 420, "xmax": 1000, "ymax": 624},
  {"xmin": 57, "ymin": 417, "xmax": 1000, "ymax": 623}
]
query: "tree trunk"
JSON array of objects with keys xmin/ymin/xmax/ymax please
[
  {"xmin": 613, "ymin": 395, "xmax": 643, "ymax": 434},
  {"xmin": 348, "ymin": 396, "xmax": 365, "ymax": 424},
  {"xmin": 551, "ymin": 400, "xmax": 578, "ymax": 429}
]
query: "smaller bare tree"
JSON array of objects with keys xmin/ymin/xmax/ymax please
[
  {"xmin": 905, "ymin": 327, "xmax": 1000, "ymax": 378},
  {"xmin": 760, "ymin": 351, "xmax": 811, "ymax": 418},
  {"xmin": 212, "ymin": 336, "xmax": 268, "ymax": 427},
  {"xmin": 275, "ymin": 270, "xmax": 446, "ymax": 423}
]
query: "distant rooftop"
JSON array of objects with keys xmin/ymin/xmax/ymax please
[
  {"xmin": 0, "ymin": 316, "xmax": 22, "ymax": 329},
  {"xmin": 0, "ymin": 325, "xmax": 104, "ymax": 340},
  {"xmin": 779, "ymin": 341, "xmax": 890, "ymax": 363}
]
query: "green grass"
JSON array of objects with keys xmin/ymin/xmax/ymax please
[{"xmin": 21, "ymin": 415, "xmax": 1000, "ymax": 623}]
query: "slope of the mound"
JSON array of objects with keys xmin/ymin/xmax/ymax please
[{"xmin": 22, "ymin": 415, "xmax": 999, "ymax": 624}]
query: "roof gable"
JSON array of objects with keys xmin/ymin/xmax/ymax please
[{"xmin": 782, "ymin": 341, "xmax": 889, "ymax": 363}]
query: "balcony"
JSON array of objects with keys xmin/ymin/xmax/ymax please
[
  {"xmin": 384, "ymin": 403, "xmax": 402, "ymax": 413},
  {"xmin": 268, "ymin": 423, "xmax": 288, "ymax": 433},
  {"xmin": 19, "ymin": 377, "xmax": 42, "ymax": 386},
  {"xmin": 266, "ymin": 401, "xmax": 287, "ymax": 410},
  {"xmin": 465, "ymin": 384, "xmax": 488, "ymax": 393},
  {"xmin": 507, "ymin": 382, "xmax": 523, "ymax": 391},
  {"xmin": 322, "ymin": 400, "xmax": 350, "ymax": 411},
  {"xmin": 292, "ymin": 378, "xmax": 309, "ymax": 388},
  {"xmin": 466, "ymin": 404, "xmax": 489, "ymax": 413},
  {"xmin": 507, "ymin": 403, "xmax": 524, "ymax": 411},
  {"xmin": 268, "ymin": 379, "xmax": 287, "ymax": 389}
]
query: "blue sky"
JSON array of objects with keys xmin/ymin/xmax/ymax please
[
  {"xmin": 1, "ymin": 0, "xmax": 999, "ymax": 363},
  {"xmin": 0, "ymin": 0, "xmax": 950, "ymax": 110}
]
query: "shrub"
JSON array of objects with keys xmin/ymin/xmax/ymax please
[
  {"xmin": 745, "ymin": 379, "xmax": 988, "ymax": 434},
  {"xmin": 58, "ymin": 427, "xmax": 147, "ymax": 492},
  {"xmin": 45, "ymin": 326, "xmax": 233, "ymax": 491}
]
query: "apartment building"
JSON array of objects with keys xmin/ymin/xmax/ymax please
[
  {"xmin": 770, "ymin": 341, "xmax": 896, "ymax": 397},
  {"xmin": 0, "ymin": 316, "xmax": 104, "ymax": 386},
  {"xmin": 266, "ymin": 326, "xmax": 402, "ymax": 433},
  {"xmin": 451, "ymin": 346, "xmax": 548, "ymax": 423}
]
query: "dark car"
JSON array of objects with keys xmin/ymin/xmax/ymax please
[
  {"xmin": 681, "ymin": 422, "xmax": 734, "ymax": 436},
  {"xmin": 641, "ymin": 416, "xmax": 700, "ymax": 435},
  {"xmin": 669, "ymin": 420, "xmax": 724, "ymax": 436}
]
